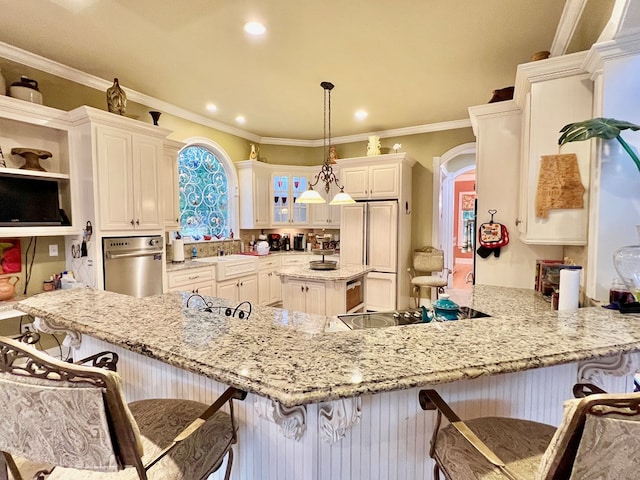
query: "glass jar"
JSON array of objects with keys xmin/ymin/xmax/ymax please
[{"xmin": 609, "ymin": 278, "xmax": 635, "ymax": 305}]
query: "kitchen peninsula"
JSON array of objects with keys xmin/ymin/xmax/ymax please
[
  {"xmin": 16, "ymin": 286, "xmax": 640, "ymax": 480},
  {"xmin": 276, "ymin": 263, "xmax": 374, "ymax": 315}
]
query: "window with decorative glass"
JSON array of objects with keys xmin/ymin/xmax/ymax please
[{"xmin": 178, "ymin": 145, "xmax": 230, "ymax": 239}]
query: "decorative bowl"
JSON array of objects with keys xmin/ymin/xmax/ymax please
[{"xmin": 432, "ymin": 294, "xmax": 460, "ymax": 321}]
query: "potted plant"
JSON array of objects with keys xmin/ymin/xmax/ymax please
[
  {"xmin": 559, "ymin": 118, "xmax": 640, "ymax": 306},
  {"xmin": 558, "ymin": 117, "xmax": 640, "ymax": 173}
]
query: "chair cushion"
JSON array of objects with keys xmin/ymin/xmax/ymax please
[
  {"xmin": 433, "ymin": 416, "xmax": 556, "ymax": 480},
  {"xmin": 568, "ymin": 415, "xmax": 640, "ymax": 480},
  {"xmin": 411, "ymin": 276, "xmax": 448, "ymax": 287},
  {"xmin": 46, "ymin": 399, "xmax": 235, "ymax": 480}
]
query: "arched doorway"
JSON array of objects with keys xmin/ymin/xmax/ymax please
[{"xmin": 432, "ymin": 142, "xmax": 477, "ymax": 294}]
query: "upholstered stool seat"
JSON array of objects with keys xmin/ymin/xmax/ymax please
[
  {"xmin": 0, "ymin": 336, "xmax": 245, "ymax": 480},
  {"xmin": 433, "ymin": 416, "xmax": 555, "ymax": 479}
]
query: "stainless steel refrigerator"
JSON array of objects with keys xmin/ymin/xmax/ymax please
[{"xmin": 340, "ymin": 200, "xmax": 402, "ymax": 311}]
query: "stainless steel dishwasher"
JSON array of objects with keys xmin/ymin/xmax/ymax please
[{"xmin": 102, "ymin": 235, "xmax": 164, "ymax": 297}]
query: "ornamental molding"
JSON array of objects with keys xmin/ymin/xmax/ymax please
[
  {"xmin": 577, "ymin": 351, "xmax": 640, "ymax": 388},
  {"xmin": 318, "ymin": 397, "xmax": 362, "ymax": 444},
  {"xmin": 33, "ymin": 316, "xmax": 82, "ymax": 348},
  {"xmin": 254, "ymin": 398, "xmax": 307, "ymax": 441}
]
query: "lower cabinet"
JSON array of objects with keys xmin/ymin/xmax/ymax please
[
  {"xmin": 217, "ymin": 274, "xmax": 258, "ymax": 304},
  {"xmin": 365, "ymin": 272, "xmax": 397, "ymax": 311},
  {"xmin": 167, "ymin": 266, "xmax": 215, "ymax": 296},
  {"xmin": 282, "ymin": 279, "xmax": 326, "ymax": 316},
  {"xmin": 258, "ymin": 256, "xmax": 282, "ymax": 306}
]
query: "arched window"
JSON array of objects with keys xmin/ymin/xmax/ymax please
[{"xmin": 178, "ymin": 138, "xmax": 238, "ymax": 239}]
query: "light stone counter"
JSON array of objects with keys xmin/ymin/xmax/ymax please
[
  {"xmin": 15, "ymin": 284, "xmax": 640, "ymax": 407},
  {"xmin": 275, "ymin": 264, "xmax": 375, "ymax": 282}
]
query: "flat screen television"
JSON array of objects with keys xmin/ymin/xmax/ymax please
[{"xmin": 0, "ymin": 175, "xmax": 62, "ymax": 226}]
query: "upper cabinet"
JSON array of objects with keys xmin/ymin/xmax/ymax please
[
  {"xmin": 69, "ymin": 106, "xmax": 171, "ymax": 235},
  {"xmin": 338, "ymin": 155, "xmax": 400, "ymax": 200},
  {"xmin": 271, "ymin": 169, "xmax": 309, "ymax": 226},
  {"xmin": 95, "ymin": 126, "xmax": 163, "ymax": 231},
  {"xmin": 310, "ymin": 165, "xmax": 341, "ymax": 227},
  {"xmin": 237, "ymin": 160, "xmax": 271, "ymax": 229},
  {"xmin": 514, "ymin": 53, "xmax": 593, "ymax": 245},
  {"xmin": 0, "ymin": 96, "xmax": 78, "ymax": 237},
  {"xmin": 162, "ymin": 139, "xmax": 184, "ymax": 230}
]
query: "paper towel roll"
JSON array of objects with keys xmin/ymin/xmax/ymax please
[
  {"xmin": 172, "ymin": 239, "xmax": 185, "ymax": 263},
  {"xmin": 558, "ymin": 268, "xmax": 581, "ymax": 311}
]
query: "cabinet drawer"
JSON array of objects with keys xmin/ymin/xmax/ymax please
[
  {"xmin": 168, "ymin": 266, "xmax": 215, "ymax": 288},
  {"xmin": 281, "ymin": 255, "xmax": 309, "ymax": 266},
  {"xmin": 258, "ymin": 256, "xmax": 281, "ymax": 270},
  {"xmin": 216, "ymin": 258, "xmax": 258, "ymax": 281}
]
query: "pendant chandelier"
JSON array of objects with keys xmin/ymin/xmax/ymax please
[{"xmin": 296, "ymin": 82, "xmax": 355, "ymax": 205}]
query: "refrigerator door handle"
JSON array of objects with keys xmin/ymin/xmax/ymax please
[{"xmin": 364, "ymin": 204, "xmax": 369, "ymax": 265}]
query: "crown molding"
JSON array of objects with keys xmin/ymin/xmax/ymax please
[
  {"xmin": 550, "ymin": 0, "xmax": 589, "ymax": 57},
  {"xmin": 0, "ymin": 41, "xmax": 471, "ymax": 147},
  {"xmin": 582, "ymin": 32, "xmax": 640, "ymax": 78},
  {"xmin": 513, "ymin": 51, "xmax": 588, "ymax": 108},
  {"xmin": 468, "ymin": 100, "xmax": 521, "ymax": 136}
]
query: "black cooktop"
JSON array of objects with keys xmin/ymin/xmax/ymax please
[{"xmin": 338, "ymin": 306, "xmax": 490, "ymax": 330}]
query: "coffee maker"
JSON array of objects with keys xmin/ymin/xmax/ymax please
[
  {"xmin": 293, "ymin": 233, "xmax": 305, "ymax": 251},
  {"xmin": 267, "ymin": 233, "xmax": 281, "ymax": 251}
]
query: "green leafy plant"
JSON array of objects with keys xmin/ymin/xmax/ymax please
[{"xmin": 559, "ymin": 118, "xmax": 640, "ymax": 173}]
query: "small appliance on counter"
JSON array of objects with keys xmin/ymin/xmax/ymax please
[
  {"xmin": 282, "ymin": 234, "xmax": 291, "ymax": 251},
  {"xmin": 294, "ymin": 233, "xmax": 305, "ymax": 251},
  {"xmin": 268, "ymin": 233, "xmax": 281, "ymax": 251},
  {"xmin": 256, "ymin": 235, "xmax": 270, "ymax": 256}
]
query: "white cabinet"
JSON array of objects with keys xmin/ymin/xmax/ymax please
[
  {"xmin": 167, "ymin": 265, "xmax": 215, "ymax": 295},
  {"xmin": 217, "ymin": 275, "xmax": 258, "ymax": 304},
  {"xmin": 258, "ymin": 256, "xmax": 282, "ymax": 305},
  {"xmin": 237, "ymin": 160, "xmax": 271, "ymax": 229},
  {"xmin": 257, "ymin": 256, "xmax": 281, "ymax": 306},
  {"xmin": 339, "ymin": 159, "xmax": 400, "ymax": 200},
  {"xmin": 96, "ymin": 126, "xmax": 162, "ymax": 231},
  {"xmin": 282, "ymin": 279, "xmax": 325, "ymax": 315},
  {"xmin": 516, "ymin": 62, "xmax": 593, "ymax": 245},
  {"xmin": 365, "ymin": 272, "xmax": 397, "ymax": 311},
  {"xmin": 271, "ymin": 170, "xmax": 310, "ymax": 226},
  {"xmin": 0, "ymin": 96, "xmax": 77, "ymax": 237},
  {"xmin": 162, "ymin": 139, "xmax": 183, "ymax": 230}
]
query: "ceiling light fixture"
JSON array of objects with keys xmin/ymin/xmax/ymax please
[
  {"xmin": 355, "ymin": 110, "xmax": 368, "ymax": 120},
  {"xmin": 244, "ymin": 21, "xmax": 266, "ymax": 35},
  {"xmin": 296, "ymin": 82, "xmax": 355, "ymax": 206},
  {"xmin": 206, "ymin": 103, "xmax": 217, "ymax": 112},
  {"xmin": 236, "ymin": 115, "xmax": 246, "ymax": 124}
]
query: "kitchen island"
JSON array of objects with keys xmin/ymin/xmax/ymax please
[
  {"xmin": 276, "ymin": 263, "xmax": 374, "ymax": 315},
  {"xmin": 16, "ymin": 286, "xmax": 640, "ymax": 480}
]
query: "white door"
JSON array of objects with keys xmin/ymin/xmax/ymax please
[
  {"xmin": 217, "ymin": 280, "xmax": 238, "ymax": 302},
  {"xmin": 340, "ymin": 203, "xmax": 365, "ymax": 265},
  {"xmin": 366, "ymin": 272, "xmax": 397, "ymax": 311},
  {"xmin": 304, "ymin": 281, "xmax": 326, "ymax": 316},
  {"xmin": 367, "ymin": 201, "xmax": 398, "ymax": 272},
  {"xmin": 238, "ymin": 275, "xmax": 258, "ymax": 304},
  {"xmin": 133, "ymin": 136, "xmax": 162, "ymax": 230}
]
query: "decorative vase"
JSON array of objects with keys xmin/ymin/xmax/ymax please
[
  {"xmin": 11, "ymin": 147, "xmax": 52, "ymax": 172},
  {"xmin": 613, "ymin": 225, "xmax": 640, "ymax": 300},
  {"xmin": 0, "ymin": 275, "xmax": 19, "ymax": 301},
  {"xmin": 366, "ymin": 135, "xmax": 381, "ymax": 156},
  {"xmin": 106, "ymin": 78, "xmax": 127, "ymax": 115},
  {"xmin": 149, "ymin": 111, "xmax": 161, "ymax": 125}
]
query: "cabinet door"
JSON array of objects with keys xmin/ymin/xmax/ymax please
[
  {"xmin": 340, "ymin": 204, "xmax": 365, "ymax": 265},
  {"xmin": 133, "ymin": 136, "xmax": 162, "ymax": 230},
  {"xmin": 369, "ymin": 164, "xmax": 399, "ymax": 199},
  {"xmin": 258, "ymin": 270, "xmax": 271, "ymax": 305},
  {"xmin": 238, "ymin": 275, "xmax": 258, "ymax": 304},
  {"xmin": 304, "ymin": 281, "xmax": 326, "ymax": 316},
  {"xmin": 193, "ymin": 282, "xmax": 214, "ymax": 296},
  {"xmin": 272, "ymin": 173, "xmax": 309, "ymax": 226},
  {"xmin": 366, "ymin": 272, "xmax": 397, "ymax": 311},
  {"xmin": 96, "ymin": 127, "xmax": 135, "ymax": 230},
  {"xmin": 367, "ymin": 201, "xmax": 398, "ymax": 271},
  {"xmin": 253, "ymin": 168, "xmax": 271, "ymax": 227},
  {"xmin": 217, "ymin": 279, "xmax": 238, "ymax": 302},
  {"xmin": 269, "ymin": 271, "xmax": 282, "ymax": 304},
  {"xmin": 341, "ymin": 167, "xmax": 369, "ymax": 199},
  {"xmin": 162, "ymin": 142, "xmax": 181, "ymax": 229},
  {"xmin": 283, "ymin": 279, "xmax": 307, "ymax": 313}
]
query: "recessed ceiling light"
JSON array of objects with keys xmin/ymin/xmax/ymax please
[
  {"xmin": 236, "ymin": 115, "xmax": 246, "ymax": 124},
  {"xmin": 244, "ymin": 21, "xmax": 266, "ymax": 35},
  {"xmin": 206, "ymin": 103, "xmax": 217, "ymax": 112},
  {"xmin": 355, "ymin": 110, "xmax": 368, "ymax": 120}
]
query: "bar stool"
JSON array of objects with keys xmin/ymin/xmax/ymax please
[{"xmin": 408, "ymin": 247, "xmax": 449, "ymax": 307}]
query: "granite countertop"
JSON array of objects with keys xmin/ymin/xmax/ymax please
[
  {"xmin": 16, "ymin": 285, "xmax": 640, "ymax": 407},
  {"xmin": 166, "ymin": 251, "xmax": 335, "ymax": 273},
  {"xmin": 275, "ymin": 264, "xmax": 374, "ymax": 281}
]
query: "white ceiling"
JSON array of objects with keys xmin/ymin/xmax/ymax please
[{"xmin": 0, "ymin": 0, "xmax": 568, "ymax": 141}]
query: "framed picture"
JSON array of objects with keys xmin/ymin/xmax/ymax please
[{"xmin": 0, "ymin": 238, "xmax": 21, "ymax": 274}]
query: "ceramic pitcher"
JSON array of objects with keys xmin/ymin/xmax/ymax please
[
  {"xmin": 367, "ymin": 135, "xmax": 381, "ymax": 156},
  {"xmin": 0, "ymin": 275, "xmax": 19, "ymax": 301}
]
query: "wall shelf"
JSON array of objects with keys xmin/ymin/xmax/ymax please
[{"xmin": 0, "ymin": 167, "xmax": 70, "ymax": 180}]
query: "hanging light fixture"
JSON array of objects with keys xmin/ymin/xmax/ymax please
[{"xmin": 296, "ymin": 82, "xmax": 355, "ymax": 205}]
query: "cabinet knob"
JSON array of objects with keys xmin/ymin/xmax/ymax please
[
  {"xmin": 136, "ymin": 219, "xmax": 140, "ymax": 225},
  {"xmin": 515, "ymin": 218, "xmax": 522, "ymax": 226},
  {"xmin": 305, "ymin": 286, "xmax": 309, "ymax": 292},
  {"xmin": 130, "ymin": 219, "xmax": 135, "ymax": 226},
  {"xmin": 301, "ymin": 285, "xmax": 304, "ymax": 292}
]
